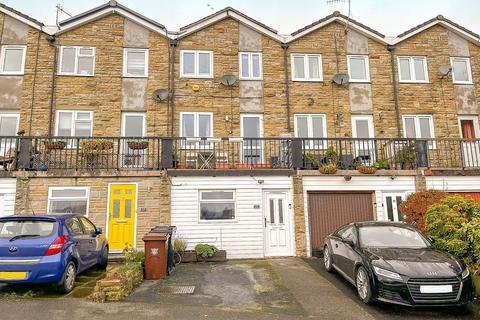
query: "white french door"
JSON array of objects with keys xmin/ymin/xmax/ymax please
[
  {"xmin": 241, "ymin": 114, "xmax": 263, "ymax": 165},
  {"xmin": 121, "ymin": 113, "xmax": 146, "ymax": 168},
  {"xmin": 383, "ymin": 193, "xmax": 405, "ymax": 222},
  {"xmin": 264, "ymin": 191, "xmax": 292, "ymax": 257},
  {"xmin": 458, "ymin": 116, "xmax": 480, "ymax": 168},
  {"xmin": 0, "ymin": 113, "xmax": 19, "ymax": 156},
  {"xmin": 352, "ymin": 115, "xmax": 375, "ymax": 165}
]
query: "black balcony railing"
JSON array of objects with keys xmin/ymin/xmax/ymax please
[{"xmin": 1, "ymin": 136, "xmax": 479, "ymax": 171}]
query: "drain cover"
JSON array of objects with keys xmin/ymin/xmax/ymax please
[{"xmin": 159, "ymin": 285, "xmax": 195, "ymax": 294}]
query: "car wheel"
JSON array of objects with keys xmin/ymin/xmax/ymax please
[
  {"xmin": 323, "ymin": 245, "xmax": 333, "ymax": 272},
  {"xmin": 57, "ymin": 261, "xmax": 76, "ymax": 293},
  {"xmin": 97, "ymin": 246, "xmax": 108, "ymax": 270},
  {"xmin": 355, "ymin": 266, "xmax": 373, "ymax": 304}
]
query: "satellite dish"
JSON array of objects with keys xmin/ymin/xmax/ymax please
[
  {"xmin": 332, "ymin": 73, "xmax": 349, "ymax": 85},
  {"xmin": 438, "ymin": 65, "xmax": 452, "ymax": 78},
  {"xmin": 220, "ymin": 75, "xmax": 237, "ymax": 86},
  {"xmin": 152, "ymin": 89, "xmax": 169, "ymax": 101}
]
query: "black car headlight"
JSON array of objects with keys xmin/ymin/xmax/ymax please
[
  {"xmin": 373, "ymin": 266, "xmax": 403, "ymax": 281},
  {"xmin": 461, "ymin": 268, "xmax": 470, "ymax": 279}
]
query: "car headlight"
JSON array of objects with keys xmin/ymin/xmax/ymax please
[
  {"xmin": 373, "ymin": 266, "xmax": 403, "ymax": 281},
  {"xmin": 461, "ymin": 268, "xmax": 470, "ymax": 279}
]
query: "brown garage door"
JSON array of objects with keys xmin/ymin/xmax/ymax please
[{"xmin": 308, "ymin": 192, "xmax": 374, "ymax": 252}]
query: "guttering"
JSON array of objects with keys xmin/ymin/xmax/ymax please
[
  {"xmin": 281, "ymin": 43, "xmax": 291, "ymax": 133},
  {"xmin": 28, "ymin": 31, "xmax": 42, "ymax": 135},
  {"xmin": 169, "ymin": 38, "xmax": 178, "ymax": 136},
  {"xmin": 387, "ymin": 44, "xmax": 402, "ymax": 138},
  {"xmin": 47, "ymin": 35, "xmax": 57, "ymax": 137}
]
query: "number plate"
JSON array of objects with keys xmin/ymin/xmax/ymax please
[
  {"xmin": 419, "ymin": 285, "xmax": 453, "ymax": 294},
  {"xmin": 0, "ymin": 272, "xmax": 28, "ymax": 280}
]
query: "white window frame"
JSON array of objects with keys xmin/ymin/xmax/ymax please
[
  {"xmin": 47, "ymin": 186, "xmax": 90, "ymax": 217},
  {"xmin": 179, "ymin": 112, "xmax": 213, "ymax": 138},
  {"xmin": 121, "ymin": 112, "xmax": 146, "ymax": 137},
  {"xmin": 450, "ymin": 57, "xmax": 473, "ymax": 84},
  {"xmin": 397, "ymin": 56, "xmax": 429, "ymax": 83},
  {"xmin": 291, "ymin": 54, "xmax": 323, "ymax": 81},
  {"xmin": 0, "ymin": 112, "xmax": 20, "ymax": 135},
  {"xmin": 347, "ymin": 55, "xmax": 370, "ymax": 83},
  {"xmin": 239, "ymin": 52, "xmax": 263, "ymax": 80},
  {"xmin": 123, "ymin": 48, "xmax": 149, "ymax": 78},
  {"xmin": 294, "ymin": 114, "xmax": 327, "ymax": 149},
  {"xmin": 179, "ymin": 50, "xmax": 214, "ymax": 79},
  {"xmin": 58, "ymin": 46, "xmax": 96, "ymax": 76},
  {"xmin": 402, "ymin": 115, "xmax": 436, "ymax": 149},
  {"xmin": 0, "ymin": 45, "xmax": 27, "ymax": 75},
  {"xmin": 55, "ymin": 110, "xmax": 93, "ymax": 148},
  {"xmin": 351, "ymin": 115, "xmax": 375, "ymax": 139},
  {"xmin": 458, "ymin": 115, "xmax": 480, "ymax": 139},
  {"xmin": 198, "ymin": 190, "xmax": 236, "ymax": 223}
]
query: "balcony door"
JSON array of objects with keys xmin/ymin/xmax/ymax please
[
  {"xmin": 121, "ymin": 113, "xmax": 146, "ymax": 168},
  {"xmin": 458, "ymin": 116, "xmax": 480, "ymax": 168},
  {"xmin": 352, "ymin": 115, "xmax": 375, "ymax": 165},
  {"xmin": 0, "ymin": 113, "xmax": 19, "ymax": 156},
  {"xmin": 241, "ymin": 114, "xmax": 263, "ymax": 165}
]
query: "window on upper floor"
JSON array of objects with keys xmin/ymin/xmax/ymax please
[
  {"xmin": 180, "ymin": 112, "xmax": 213, "ymax": 138},
  {"xmin": 59, "ymin": 46, "xmax": 95, "ymax": 76},
  {"xmin": 0, "ymin": 45, "xmax": 26, "ymax": 75},
  {"xmin": 56, "ymin": 111, "xmax": 93, "ymax": 148},
  {"xmin": 48, "ymin": 187, "xmax": 89, "ymax": 215},
  {"xmin": 0, "ymin": 113, "xmax": 20, "ymax": 155},
  {"xmin": 123, "ymin": 48, "xmax": 148, "ymax": 77},
  {"xmin": 398, "ymin": 56, "xmax": 428, "ymax": 83},
  {"xmin": 239, "ymin": 52, "xmax": 262, "ymax": 80},
  {"xmin": 294, "ymin": 114, "xmax": 327, "ymax": 149},
  {"xmin": 180, "ymin": 50, "xmax": 213, "ymax": 78},
  {"xmin": 451, "ymin": 57, "xmax": 472, "ymax": 84},
  {"xmin": 403, "ymin": 115, "xmax": 435, "ymax": 148},
  {"xmin": 291, "ymin": 54, "xmax": 323, "ymax": 81},
  {"xmin": 347, "ymin": 55, "xmax": 370, "ymax": 82}
]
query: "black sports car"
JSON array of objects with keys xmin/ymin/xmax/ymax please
[{"xmin": 323, "ymin": 221, "xmax": 474, "ymax": 307}]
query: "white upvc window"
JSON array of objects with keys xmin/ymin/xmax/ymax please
[
  {"xmin": 347, "ymin": 55, "xmax": 370, "ymax": 82},
  {"xmin": 123, "ymin": 48, "xmax": 148, "ymax": 77},
  {"xmin": 199, "ymin": 190, "xmax": 235, "ymax": 221},
  {"xmin": 451, "ymin": 57, "xmax": 473, "ymax": 84},
  {"xmin": 403, "ymin": 115, "xmax": 436, "ymax": 148},
  {"xmin": 180, "ymin": 50, "xmax": 213, "ymax": 78},
  {"xmin": 58, "ymin": 46, "xmax": 95, "ymax": 76},
  {"xmin": 55, "ymin": 111, "xmax": 93, "ymax": 147},
  {"xmin": 398, "ymin": 56, "xmax": 429, "ymax": 83},
  {"xmin": 0, "ymin": 113, "xmax": 20, "ymax": 155},
  {"xmin": 0, "ymin": 45, "xmax": 26, "ymax": 75},
  {"xmin": 48, "ymin": 187, "xmax": 90, "ymax": 216},
  {"xmin": 294, "ymin": 114, "xmax": 327, "ymax": 149},
  {"xmin": 180, "ymin": 112, "xmax": 213, "ymax": 138},
  {"xmin": 291, "ymin": 54, "xmax": 323, "ymax": 81},
  {"xmin": 239, "ymin": 52, "xmax": 262, "ymax": 80}
]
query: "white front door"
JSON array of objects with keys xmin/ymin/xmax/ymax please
[
  {"xmin": 383, "ymin": 193, "xmax": 405, "ymax": 222},
  {"xmin": 352, "ymin": 115, "xmax": 375, "ymax": 165},
  {"xmin": 264, "ymin": 191, "xmax": 292, "ymax": 256},
  {"xmin": 121, "ymin": 113, "xmax": 146, "ymax": 168},
  {"xmin": 241, "ymin": 114, "xmax": 263, "ymax": 164},
  {"xmin": 458, "ymin": 116, "xmax": 480, "ymax": 168}
]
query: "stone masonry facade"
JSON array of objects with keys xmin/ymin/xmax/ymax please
[{"xmin": 1, "ymin": 3, "xmax": 480, "ymax": 256}]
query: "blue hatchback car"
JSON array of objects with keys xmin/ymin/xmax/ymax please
[{"xmin": 0, "ymin": 214, "xmax": 108, "ymax": 293}]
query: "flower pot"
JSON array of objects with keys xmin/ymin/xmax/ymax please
[
  {"xmin": 198, "ymin": 250, "xmax": 227, "ymax": 262},
  {"xmin": 357, "ymin": 166, "xmax": 377, "ymax": 174},
  {"xmin": 235, "ymin": 163, "xmax": 251, "ymax": 169},
  {"xmin": 180, "ymin": 250, "xmax": 197, "ymax": 263},
  {"xmin": 215, "ymin": 163, "xmax": 229, "ymax": 169},
  {"xmin": 472, "ymin": 273, "xmax": 480, "ymax": 296},
  {"xmin": 43, "ymin": 141, "xmax": 66, "ymax": 150},
  {"xmin": 127, "ymin": 141, "xmax": 149, "ymax": 150},
  {"xmin": 319, "ymin": 167, "xmax": 337, "ymax": 174},
  {"xmin": 252, "ymin": 163, "xmax": 272, "ymax": 169}
]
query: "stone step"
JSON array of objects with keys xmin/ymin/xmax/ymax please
[{"xmin": 108, "ymin": 253, "xmax": 125, "ymax": 263}]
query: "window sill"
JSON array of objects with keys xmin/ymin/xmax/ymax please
[
  {"xmin": 57, "ymin": 73, "xmax": 95, "ymax": 77},
  {"xmin": 292, "ymin": 79, "xmax": 324, "ymax": 83},
  {"xmin": 122, "ymin": 75, "xmax": 148, "ymax": 78},
  {"xmin": 452, "ymin": 82, "xmax": 474, "ymax": 85},
  {"xmin": 239, "ymin": 77, "xmax": 263, "ymax": 81},
  {"xmin": 349, "ymin": 80, "xmax": 371, "ymax": 84},
  {"xmin": 399, "ymin": 81, "xmax": 431, "ymax": 84},
  {"xmin": 198, "ymin": 219, "xmax": 237, "ymax": 224},
  {"xmin": 179, "ymin": 76, "xmax": 214, "ymax": 80},
  {"xmin": 0, "ymin": 72, "xmax": 25, "ymax": 76}
]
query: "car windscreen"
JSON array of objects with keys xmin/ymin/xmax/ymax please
[
  {"xmin": 359, "ymin": 226, "xmax": 430, "ymax": 248},
  {"xmin": 0, "ymin": 220, "xmax": 57, "ymax": 239}
]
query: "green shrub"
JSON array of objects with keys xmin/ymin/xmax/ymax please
[
  {"xmin": 425, "ymin": 195, "xmax": 480, "ymax": 267},
  {"xmin": 195, "ymin": 244, "xmax": 218, "ymax": 261},
  {"xmin": 174, "ymin": 237, "xmax": 188, "ymax": 253},
  {"xmin": 123, "ymin": 245, "xmax": 145, "ymax": 265},
  {"xmin": 399, "ymin": 190, "xmax": 447, "ymax": 234}
]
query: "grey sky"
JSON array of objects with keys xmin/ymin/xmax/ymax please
[{"xmin": 2, "ymin": 0, "xmax": 479, "ymax": 36}]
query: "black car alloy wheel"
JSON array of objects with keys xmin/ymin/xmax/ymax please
[
  {"xmin": 356, "ymin": 266, "xmax": 373, "ymax": 304},
  {"xmin": 324, "ymin": 245, "xmax": 333, "ymax": 272}
]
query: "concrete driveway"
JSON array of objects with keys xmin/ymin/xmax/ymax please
[{"xmin": 305, "ymin": 258, "xmax": 480, "ymax": 320}]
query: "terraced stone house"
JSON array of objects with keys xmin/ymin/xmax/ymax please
[{"xmin": 1, "ymin": 1, "xmax": 480, "ymax": 258}]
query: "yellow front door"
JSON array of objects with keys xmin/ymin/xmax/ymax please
[{"xmin": 108, "ymin": 184, "xmax": 137, "ymax": 251}]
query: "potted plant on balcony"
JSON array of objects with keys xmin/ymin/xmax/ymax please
[
  {"xmin": 127, "ymin": 141, "xmax": 149, "ymax": 150},
  {"xmin": 395, "ymin": 143, "xmax": 416, "ymax": 170},
  {"xmin": 43, "ymin": 140, "xmax": 66, "ymax": 150},
  {"xmin": 324, "ymin": 146, "xmax": 338, "ymax": 165},
  {"xmin": 304, "ymin": 153, "xmax": 322, "ymax": 170},
  {"xmin": 80, "ymin": 139, "xmax": 114, "ymax": 169},
  {"xmin": 356, "ymin": 165, "xmax": 377, "ymax": 174},
  {"xmin": 373, "ymin": 159, "xmax": 389, "ymax": 170},
  {"xmin": 319, "ymin": 163, "xmax": 337, "ymax": 174}
]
